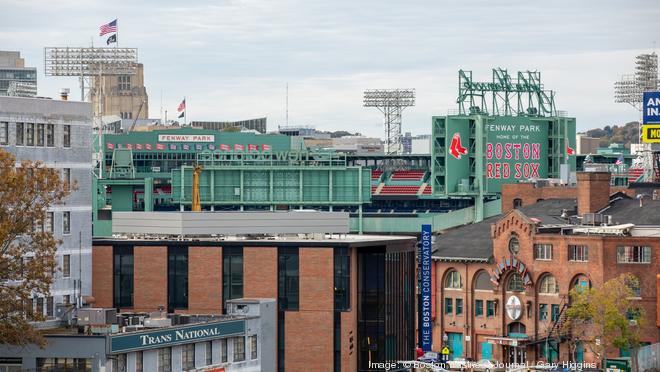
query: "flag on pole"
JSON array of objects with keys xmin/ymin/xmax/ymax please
[
  {"xmin": 248, "ymin": 144, "xmax": 258, "ymax": 151},
  {"xmin": 177, "ymin": 98, "xmax": 186, "ymax": 112},
  {"xmin": 100, "ymin": 19, "xmax": 118, "ymax": 36},
  {"xmin": 106, "ymin": 34, "xmax": 117, "ymax": 45},
  {"xmin": 615, "ymin": 154, "xmax": 624, "ymax": 165},
  {"xmin": 261, "ymin": 144, "xmax": 271, "ymax": 151}
]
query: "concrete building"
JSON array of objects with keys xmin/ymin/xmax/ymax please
[
  {"xmin": 432, "ymin": 173, "xmax": 659, "ymax": 363},
  {"xmin": 0, "ymin": 298, "xmax": 275, "ymax": 372},
  {"xmin": 91, "ymin": 211, "xmax": 417, "ymax": 371},
  {"xmin": 576, "ymin": 133, "xmax": 600, "ymax": 155},
  {"xmin": 192, "ymin": 118, "xmax": 267, "ymax": 134},
  {"xmin": 90, "ymin": 63, "xmax": 148, "ymax": 120},
  {"xmin": 0, "ymin": 51, "xmax": 37, "ymax": 96},
  {"xmin": 0, "ymin": 96, "xmax": 92, "ymax": 314}
]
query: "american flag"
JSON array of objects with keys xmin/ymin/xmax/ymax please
[
  {"xmin": 615, "ymin": 154, "xmax": 624, "ymax": 165},
  {"xmin": 99, "ymin": 19, "xmax": 117, "ymax": 36},
  {"xmin": 177, "ymin": 98, "xmax": 186, "ymax": 112}
]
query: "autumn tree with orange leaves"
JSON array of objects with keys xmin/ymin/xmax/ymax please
[{"xmin": 0, "ymin": 149, "xmax": 71, "ymax": 345}]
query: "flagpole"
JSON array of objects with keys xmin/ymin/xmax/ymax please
[
  {"xmin": 115, "ymin": 18, "xmax": 118, "ymax": 48},
  {"xmin": 184, "ymin": 96, "xmax": 187, "ymax": 126}
]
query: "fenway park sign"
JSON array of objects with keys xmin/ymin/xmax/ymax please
[{"xmin": 158, "ymin": 134, "xmax": 215, "ymax": 142}]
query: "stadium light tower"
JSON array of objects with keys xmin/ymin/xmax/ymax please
[{"xmin": 364, "ymin": 89, "xmax": 415, "ymax": 155}]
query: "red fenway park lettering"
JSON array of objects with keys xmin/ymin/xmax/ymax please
[{"xmin": 486, "ymin": 142, "xmax": 541, "ymax": 179}]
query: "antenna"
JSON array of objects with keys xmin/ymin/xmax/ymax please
[
  {"xmin": 363, "ymin": 89, "xmax": 416, "ymax": 155},
  {"xmin": 286, "ymin": 82, "xmax": 289, "ymax": 126}
]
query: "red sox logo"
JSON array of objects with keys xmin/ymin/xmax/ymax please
[{"xmin": 449, "ymin": 132, "xmax": 468, "ymax": 159}]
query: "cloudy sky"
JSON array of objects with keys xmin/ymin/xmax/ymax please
[{"xmin": 1, "ymin": 0, "xmax": 658, "ymax": 136}]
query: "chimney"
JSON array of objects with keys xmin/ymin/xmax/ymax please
[
  {"xmin": 60, "ymin": 88, "xmax": 70, "ymax": 101},
  {"xmin": 577, "ymin": 172, "xmax": 611, "ymax": 215}
]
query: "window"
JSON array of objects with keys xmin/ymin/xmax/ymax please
[
  {"xmin": 568, "ymin": 245, "xmax": 588, "ymax": 262},
  {"xmin": 114, "ymin": 246, "xmax": 134, "ymax": 308},
  {"xmin": 486, "ymin": 300, "xmax": 495, "ymax": 317},
  {"xmin": 182, "ymin": 344, "xmax": 195, "ymax": 370},
  {"xmin": 508, "ymin": 235, "xmax": 520, "ymax": 255},
  {"xmin": 26, "ymin": 123, "xmax": 34, "ymax": 146},
  {"xmin": 551, "ymin": 304, "xmax": 560, "ymax": 322},
  {"xmin": 456, "ymin": 298, "xmax": 463, "ymax": 316},
  {"xmin": 62, "ymin": 255, "xmax": 71, "ymax": 278},
  {"xmin": 63, "ymin": 294, "xmax": 70, "ymax": 304},
  {"xmin": 118, "ymin": 75, "xmax": 132, "ymax": 90},
  {"xmin": 36, "ymin": 297, "xmax": 44, "ymax": 316},
  {"xmin": 37, "ymin": 123, "xmax": 44, "ymax": 146},
  {"xmin": 223, "ymin": 247, "xmax": 243, "ymax": 309},
  {"xmin": 539, "ymin": 304, "xmax": 548, "ymax": 320},
  {"xmin": 444, "ymin": 270, "xmax": 462, "ymax": 289},
  {"xmin": 115, "ymin": 354, "xmax": 127, "ymax": 372},
  {"xmin": 16, "ymin": 122, "xmax": 24, "ymax": 145},
  {"xmin": 37, "ymin": 358, "xmax": 92, "ymax": 371},
  {"xmin": 534, "ymin": 244, "xmax": 553, "ymax": 260},
  {"xmin": 46, "ymin": 124, "xmax": 54, "ymax": 147},
  {"xmin": 507, "ymin": 273, "xmax": 525, "ymax": 292},
  {"xmin": 63, "ymin": 125, "xmax": 71, "ymax": 148},
  {"xmin": 0, "ymin": 122, "xmax": 7, "ymax": 144},
  {"xmin": 233, "ymin": 337, "xmax": 245, "ymax": 362},
  {"xmin": 167, "ymin": 246, "xmax": 188, "ymax": 311},
  {"xmin": 46, "ymin": 296, "xmax": 53, "ymax": 317},
  {"xmin": 62, "ymin": 211, "xmax": 70, "ymax": 234},
  {"xmin": 334, "ymin": 247, "xmax": 350, "ymax": 311},
  {"xmin": 444, "ymin": 298, "xmax": 453, "ymax": 314},
  {"xmin": 539, "ymin": 275, "xmax": 559, "ymax": 294},
  {"xmin": 136, "ymin": 351, "xmax": 143, "ymax": 372},
  {"xmin": 474, "ymin": 271, "xmax": 493, "ymax": 290},
  {"xmin": 617, "ymin": 246, "xmax": 651, "ymax": 263},
  {"xmin": 513, "ymin": 198, "xmax": 522, "ymax": 209},
  {"xmin": 157, "ymin": 347, "xmax": 171, "ymax": 372},
  {"xmin": 475, "ymin": 300, "xmax": 484, "ymax": 317},
  {"xmin": 625, "ymin": 276, "xmax": 641, "ymax": 297},
  {"xmin": 45, "ymin": 212, "xmax": 54, "ymax": 233},
  {"xmin": 250, "ymin": 335, "xmax": 258, "ymax": 359},
  {"xmin": 63, "ymin": 168, "xmax": 71, "ymax": 190},
  {"xmin": 278, "ymin": 247, "xmax": 299, "ymax": 311},
  {"xmin": 205, "ymin": 341, "xmax": 212, "ymax": 365},
  {"xmin": 220, "ymin": 338, "xmax": 228, "ymax": 363}
]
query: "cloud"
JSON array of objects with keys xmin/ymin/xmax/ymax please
[{"xmin": 1, "ymin": 0, "xmax": 658, "ymax": 136}]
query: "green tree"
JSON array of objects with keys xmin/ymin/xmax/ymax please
[
  {"xmin": 564, "ymin": 273, "xmax": 644, "ymax": 367},
  {"xmin": 0, "ymin": 149, "xmax": 70, "ymax": 346}
]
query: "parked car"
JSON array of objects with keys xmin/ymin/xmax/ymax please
[
  {"xmin": 471, "ymin": 359, "xmax": 505, "ymax": 372},
  {"xmin": 446, "ymin": 358, "xmax": 469, "ymax": 371}
]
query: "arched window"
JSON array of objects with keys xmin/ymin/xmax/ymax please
[
  {"xmin": 507, "ymin": 322, "xmax": 527, "ymax": 336},
  {"xmin": 445, "ymin": 270, "xmax": 462, "ymax": 289},
  {"xmin": 571, "ymin": 275, "xmax": 590, "ymax": 293},
  {"xmin": 474, "ymin": 271, "xmax": 493, "ymax": 290},
  {"xmin": 539, "ymin": 274, "xmax": 559, "ymax": 294},
  {"xmin": 507, "ymin": 273, "xmax": 525, "ymax": 292}
]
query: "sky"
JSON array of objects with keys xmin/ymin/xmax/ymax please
[{"xmin": 1, "ymin": 0, "xmax": 658, "ymax": 137}]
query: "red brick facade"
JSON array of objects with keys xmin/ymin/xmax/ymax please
[
  {"xmin": 188, "ymin": 246, "xmax": 222, "ymax": 313},
  {"xmin": 91, "ymin": 245, "xmax": 113, "ymax": 308},
  {"xmin": 133, "ymin": 246, "xmax": 167, "ymax": 312}
]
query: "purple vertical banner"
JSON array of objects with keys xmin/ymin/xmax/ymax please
[{"xmin": 420, "ymin": 224, "xmax": 432, "ymax": 352}]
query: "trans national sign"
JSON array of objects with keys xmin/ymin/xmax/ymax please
[
  {"xmin": 419, "ymin": 224, "xmax": 432, "ymax": 351},
  {"xmin": 643, "ymin": 91, "xmax": 660, "ymax": 124}
]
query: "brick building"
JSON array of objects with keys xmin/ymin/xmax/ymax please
[
  {"xmin": 91, "ymin": 212, "xmax": 417, "ymax": 371},
  {"xmin": 432, "ymin": 172, "xmax": 659, "ymax": 363}
]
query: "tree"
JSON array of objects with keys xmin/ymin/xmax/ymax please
[
  {"xmin": 0, "ymin": 149, "xmax": 70, "ymax": 346},
  {"xmin": 564, "ymin": 273, "xmax": 645, "ymax": 367}
]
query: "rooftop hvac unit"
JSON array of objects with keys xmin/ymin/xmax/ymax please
[
  {"xmin": 77, "ymin": 308, "xmax": 117, "ymax": 326},
  {"xmin": 582, "ymin": 213, "xmax": 605, "ymax": 225},
  {"xmin": 144, "ymin": 317, "xmax": 172, "ymax": 328}
]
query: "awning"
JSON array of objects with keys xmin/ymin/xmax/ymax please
[{"xmin": 485, "ymin": 336, "xmax": 529, "ymax": 347}]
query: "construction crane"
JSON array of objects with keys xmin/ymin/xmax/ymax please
[
  {"xmin": 192, "ymin": 165, "xmax": 202, "ymax": 212},
  {"xmin": 128, "ymin": 99, "xmax": 146, "ymax": 132}
]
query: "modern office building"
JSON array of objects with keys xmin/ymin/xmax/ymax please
[
  {"xmin": 90, "ymin": 63, "xmax": 149, "ymax": 120},
  {"xmin": 0, "ymin": 298, "xmax": 275, "ymax": 372},
  {"xmin": 91, "ymin": 211, "xmax": 417, "ymax": 371},
  {"xmin": 432, "ymin": 172, "xmax": 659, "ymax": 363},
  {"xmin": 0, "ymin": 96, "xmax": 92, "ymax": 314},
  {"xmin": 191, "ymin": 118, "xmax": 267, "ymax": 134},
  {"xmin": 0, "ymin": 51, "xmax": 37, "ymax": 96}
]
